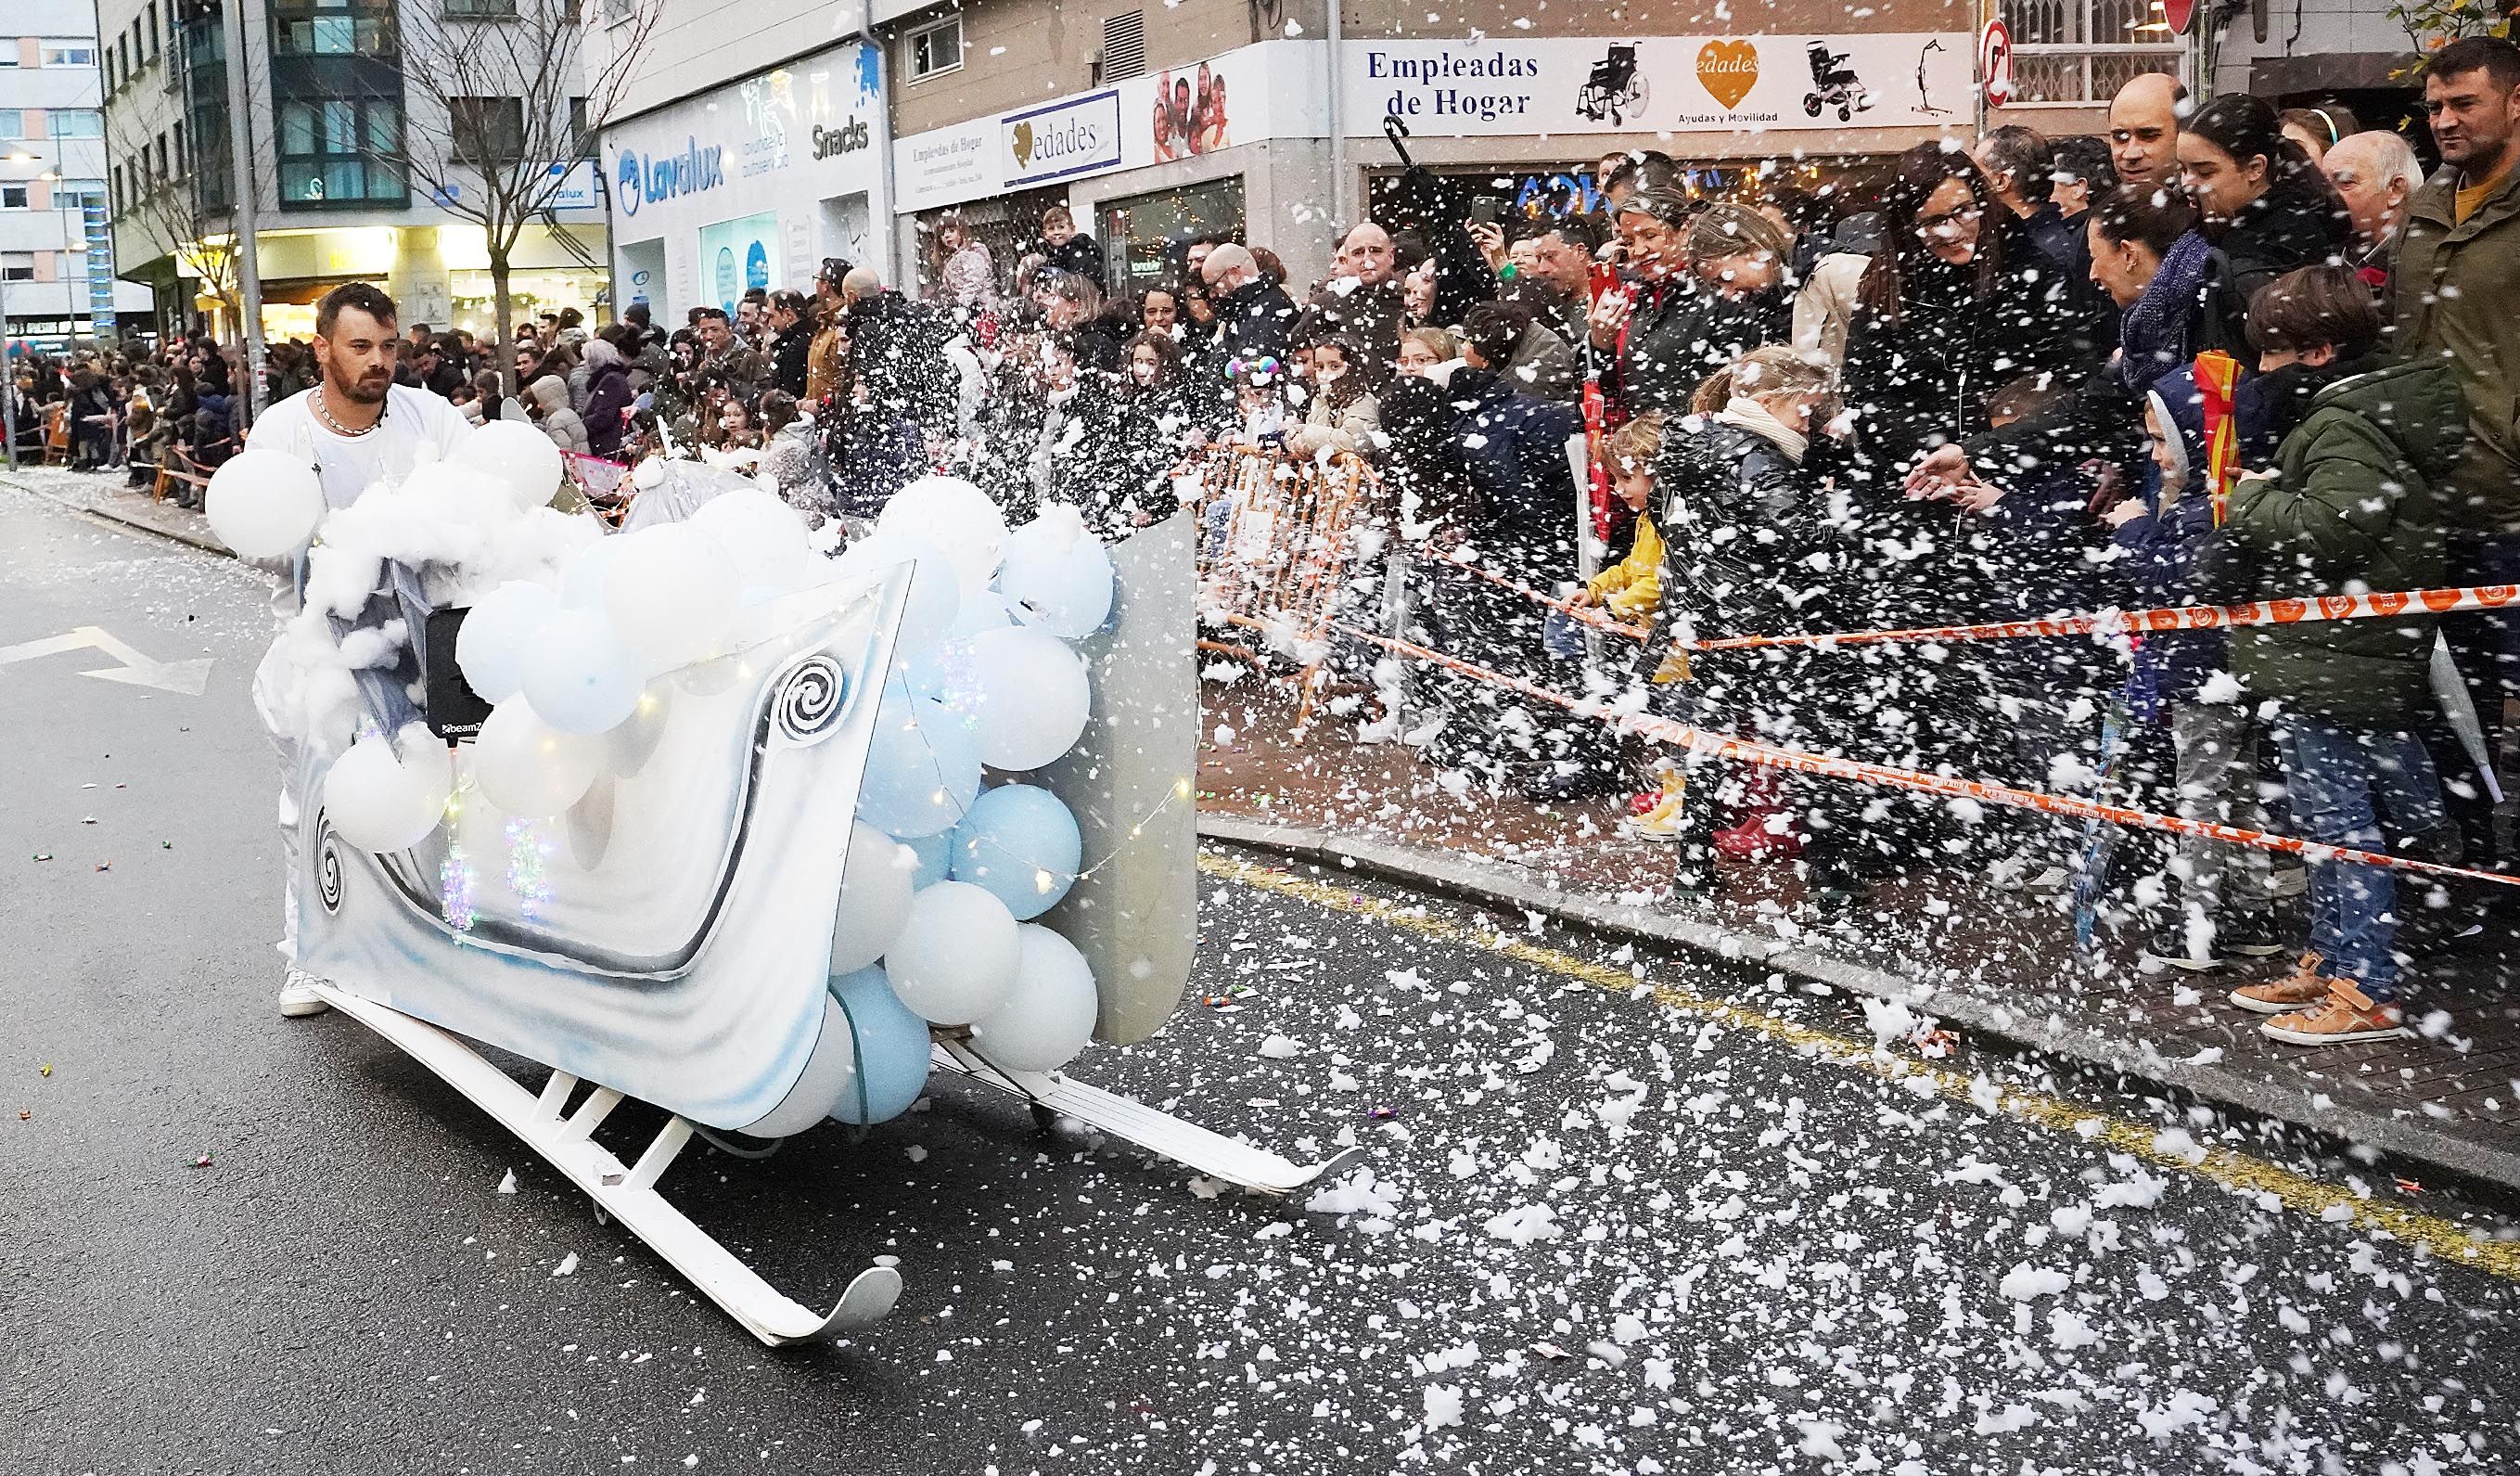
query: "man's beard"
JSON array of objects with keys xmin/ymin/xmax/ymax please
[{"xmin": 330, "ymin": 366, "xmax": 389, "ymax": 404}]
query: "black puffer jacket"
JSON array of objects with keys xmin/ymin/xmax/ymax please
[
  {"xmin": 1605, "ymin": 276, "xmax": 1782, "ymax": 421},
  {"xmin": 1649, "ymin": 417, "xmax": 1840, "ymax": 649},
  {"xmin": 2197, "ymin": 182, "xmax": 2350, "ymax": 361}
]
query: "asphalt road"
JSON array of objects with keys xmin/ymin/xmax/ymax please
[{"xmin": 6, "ymin": 477, "xmax": 2519, "ymax": 1475}]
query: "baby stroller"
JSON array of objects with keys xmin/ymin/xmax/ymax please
[
  {"xmin": 1576, "ymin": 45, "xmax": 1646, "ymax": 126},
  {"xmin": 1803, "ymin": 42, "xmax": 1872, "ymax": 122}
]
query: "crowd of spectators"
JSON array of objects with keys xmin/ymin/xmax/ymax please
[{"xmin": 15, "ymin": 40, "xmax": 2518, "ymax": 1049}]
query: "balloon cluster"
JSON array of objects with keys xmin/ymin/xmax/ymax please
[
  {"xmin": 454, "ymin": 487, "xmax": 815, "ymax": 817},
  {"xmin": 310, "ymin": 452, "xmax": 1121, "ymax": 1131},
  {"xmin": 819, "ymin": 480, "xmax": 1119, "ymax": 1123}
]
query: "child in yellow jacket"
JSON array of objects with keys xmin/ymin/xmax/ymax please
[{"xmin": 1572, "ymin": 412, "xmax": 1663, "ymax": 623}]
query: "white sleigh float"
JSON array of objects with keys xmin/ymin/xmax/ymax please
[{"xmin": 288, "ymin": 511, "xmax": 1360, "ymax": 1346}]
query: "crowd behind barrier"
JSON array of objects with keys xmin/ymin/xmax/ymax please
[{"xmin": 20, "ymin": 41, "xmax": 2520, "ymax": 1052}]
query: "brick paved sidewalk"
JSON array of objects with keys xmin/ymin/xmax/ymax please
[{"xmin": 1198, "ymin": 681, "xmax": 2520, "ymax": 1189}]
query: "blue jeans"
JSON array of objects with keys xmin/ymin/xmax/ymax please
[{"xmin": 2276, "ymin": 717, "xmax": 2437, "ymax": 1001}]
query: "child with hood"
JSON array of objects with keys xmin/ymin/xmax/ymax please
[{"xmin": 2104, "ymin": 358, "xmax": 2283, "ymax": 973}]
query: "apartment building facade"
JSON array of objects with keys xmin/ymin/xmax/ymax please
[
  {"xmin": 871, "ymin": 0, "xmax": 2183, "ymax": 299},
  {"xmin": 590, "ymin": 0, "xmax": 891, "ymax": 325},
  {"xmin": 0, "ymin": 3, "xmax": 156, "ymax": 344},
  {"xmin": 98, "ymin": 0, "xmax": 609, "ymax": 344}
]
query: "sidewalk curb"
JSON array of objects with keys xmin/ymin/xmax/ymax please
[
  {"xmin": 1, "ymin": 468, "xmax": 234, "ymax": 557},
  {"xmin": 1198, "ymin": 812, "xmax": 2520, "ymax": 1197}
]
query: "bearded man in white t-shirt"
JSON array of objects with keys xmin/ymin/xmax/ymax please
[{"xmin": 249, "ymin": 281, "xmax": 476, "ymax": 1019}]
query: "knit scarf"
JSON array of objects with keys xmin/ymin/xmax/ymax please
[
  {"xmin": 1716, "ymin": 396, "xmax": 1808, "ymax": 464},
  {"xmin": 2117, "ymin": 229, "xmax": 2213, "ymax": 392}
]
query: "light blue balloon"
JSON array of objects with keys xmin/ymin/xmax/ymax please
[
  {"xmin": 900, "ymin": 636, "xmax": 980, "ymax": 705},
  {"xmin": 855, "ymin": 678, "xmax": 981, "ymax": 838},
  {"xmin": 905, "ymin": 832, "xmax": 952, "ymax": 889},
  {"xmin": 999, "ymin": 520, "xmax": 1115, "ymax": 639},
  {"xmin": 825, "ymin": 964, "xmax": 933, "ymax": 1124},
  {"xmin": 948, "ymin": 782, "xmax": 1082, "ymax": 920}
]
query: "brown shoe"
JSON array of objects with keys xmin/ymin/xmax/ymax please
[
  {"xmin": 2261, "ymin": 978, "xmax": 2411, "ymax": 1046},
  {"xmin": 2229, "ymin": 952, "xmax": 2324, "ymax": 1016}
]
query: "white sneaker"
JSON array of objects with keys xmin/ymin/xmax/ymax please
[{"xmin": 278, "ymin": 968, "xmax": 332, "ymax": 1018}]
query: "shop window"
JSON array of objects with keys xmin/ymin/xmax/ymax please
[
  {"xmin": 1099, "ymin": 12, "xmax": 1145, "ymax": 85},
  {"xmin": 42, "ymin": 40, "xmax": 100, "ymax": 68},
  {"xmin": 279, "ymin": 96, "xmax": 407, "ymax": 206},
  {"xmin": 1096, "ymin": 175, "xmax": 1246, "ymax": 293},
  {"xmin": 2010, "ymin": 0, "xmax": 2182, "ymax": 104},
  {"xmin": 450, "ymin": 96, "xmax": 526, "ymax": 165},
  {"xmin": 906, "ymin": 16, "xmax": 961, "ymax": 82}
]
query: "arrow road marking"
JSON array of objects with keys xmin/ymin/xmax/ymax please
[{"xmin": 0, "ymin": 625, "xmax": 214, "ymax": 697}]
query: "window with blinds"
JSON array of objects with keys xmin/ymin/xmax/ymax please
[{"xmin": 1101, "ymin": 11, "xmax": 1145, "ymax": 84}]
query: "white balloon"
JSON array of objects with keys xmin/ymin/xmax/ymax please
[
  {"xmin": 1000, "ymin": 508, "xmax": 1116, "ymax": 640},
  {"xmin": 876, "ymin": 475, "xmax": 1009, "ymax": 590},
  {"xmin": 454, "ymin": 418, "xmax": 566, "ymax": 511},
  {"xmin": 967, "ymin": 925, "xmax": 1100, "ymax": 1072},
  {"xmin": 520, "ymin": 608, "xmax": 649, "ymax": 735},
  {"xmin": 604, "ymin": 523, "xmax": 740, "ymax": 673},
  {"xmin": 204, "ymin": 448, "xmax": 326, "ymax": 559},
  {"xmin": 559, "ymin": 536, "xmax": 629, "ymax": 610},
  {"xmin": 882, "ymin": 880, "xmax": 1020, "ymax": 1025},
  {"xmin": 966, "ymin": 626, "xmax": 1091, "ymax": 771},
  {"xmin": 689, "ymin": 487, "xmax": 814, "ymax": 591},
  {"xmin": 472, "ymin": 698, "xmax": 602, "ymax": 817},
  {"xmin": 836, "ymin": 533, "xmax": 962, "ymax": 653},
  {"xmin": 394, "ymin": 721, "xmax": 455, "ymax": 814},
  {"xmin": 322, "ymin": 726, "xmax": 447, "ymax": 853},
  {"xmin": 829, "ymin": 823, "xmax": 917, "ymax": 975},
  {"xmin": 455, "ymin": 581, "xmax": 559, "ymax": 704}
]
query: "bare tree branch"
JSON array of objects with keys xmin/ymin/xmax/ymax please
[{"xmin": 333, "ymin": 0, "xmax": 661, "ymax": 391}]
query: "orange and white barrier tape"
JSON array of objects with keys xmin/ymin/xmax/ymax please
[
  {"xmin": 1407, "ymin": 537, "xmax": 2520, "ymax": 658},
  {"xmin": 1332, "ymin": 618, "xmax": 2520, "ymax": 889},
  {"xmin": 1415, "ymin": 540, "xmax": 1650, "ymax": 639},
  {"xmin": 1683, "ymin": 585, "xmax": 2520, "ymax": 652}
]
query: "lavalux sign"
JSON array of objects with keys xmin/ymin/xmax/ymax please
[{"xmin": 615, "ymin": 136, "xmax": 727, "ymax": 218}]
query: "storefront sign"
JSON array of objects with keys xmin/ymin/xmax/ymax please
[
  {"xmin": 900, "ymin": 121, "xmax": 994, "ymax": 211},
  {"xmin": 1344, "ymin": 34, "xmax": 1972, "ymax": 135},
  {"xmin": 602, "ymin": 38, "xmax": 890, "ymax": 311},
  {"xmin": 894, "ymin": 40, "xmax": 1319, "ymax": 213},
  {"xmin": 1004, "ymin": 90, "xmax": 1122, "ymax": 187}
]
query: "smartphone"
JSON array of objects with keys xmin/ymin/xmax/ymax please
[{"xmin": 1469, "ymin": 196, "xmax": 1505, "ymax": 226}]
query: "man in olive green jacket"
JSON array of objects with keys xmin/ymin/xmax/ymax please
[
  {"xmin": 2224, "ymin": 353, "xmax": 2465, "ymax": 1046},
  {"xmin": 2392, "ymin": 36, "xmax": 2520, "ymax": 869}
]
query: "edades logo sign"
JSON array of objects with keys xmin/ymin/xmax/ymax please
[
  {"xmin": 614, "ymin": 136, "xmax": 727, "ymax": 218},
  {"xmin": 1003, "ymin": 89, "xmax": 1121, "ymax": 187}
]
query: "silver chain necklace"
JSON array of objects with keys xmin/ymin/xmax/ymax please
[{"xmin": 313, "ymin": 384, "xmax": 379, "ymax": 438}]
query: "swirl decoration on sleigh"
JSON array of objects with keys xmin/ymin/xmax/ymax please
[{"xmin": 211, "ymin": 425, "xmax": 1357, "ymax": 1346}]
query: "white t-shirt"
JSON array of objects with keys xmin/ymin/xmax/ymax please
[{"xmin": 245, "ymin": 383, "xmax": 476, "ymax": 509}]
